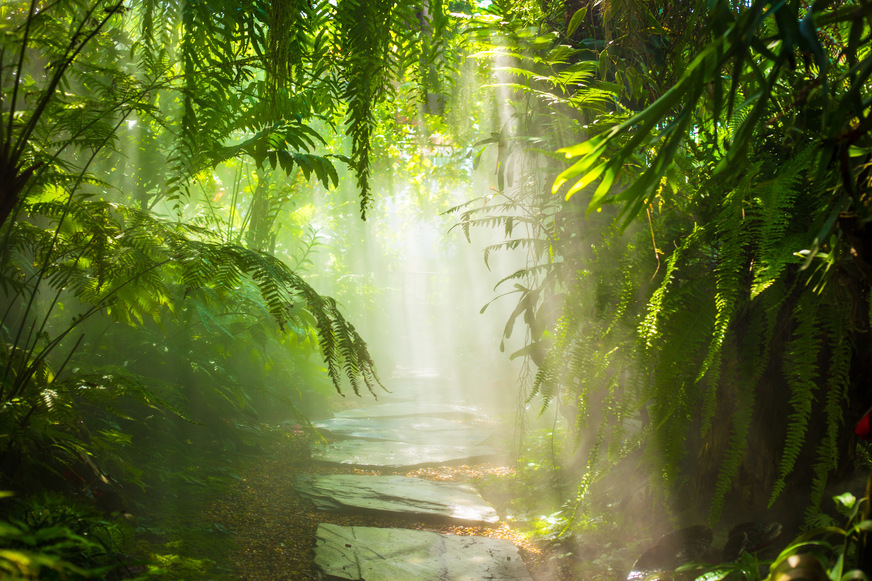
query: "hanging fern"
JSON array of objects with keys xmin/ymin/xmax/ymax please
[
  {"xmin": 708, "ymin": 377, "xmax": 755, "ymax": 523},
  {"xmin": 803, "ymin": 293, "xmax": 850, "ymax": 519},
  {"xmin": 336, "ymin": 0, "xmax": 399, "ymax": 219},
  {"xmin": 638, "ymin": 228, "xmax": 701, "ymax": 351},
  {"xmin": 749, "ymin": 148, "xmax": 813, "ymax": 298},
  {"xmin": 696, "ymin": 183, "xmax": 750, "ymax": 437},
  {"xmin": 13, "ymin": 196, "xmax": 383, "ymax": 397},
  {"xmin": 769, "ymin": 294, "xmax": 823, "ymax": 505}
]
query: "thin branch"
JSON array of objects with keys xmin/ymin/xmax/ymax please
[
  {"xmin": 12, "ymin": 0, "xmax": 124, "ymax": 161},
  {"xmin": 647, "ymin": 204, "xmax": 661, "ymax": 281},
  {"xmin": 10, "ymin": 258, "xmax": 173, "ymax": 402},
  {"xmin": 4, "ymin": 0, "xmax": 39, "ymax": 160}
]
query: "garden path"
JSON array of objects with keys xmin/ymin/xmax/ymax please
[
  {"xmin": 207, "ymin": 369, "xmax": 559, "ymax": 580},
  {"xmin": 302, "ymin": 368, "xmax": 532, "ymax": 580}
]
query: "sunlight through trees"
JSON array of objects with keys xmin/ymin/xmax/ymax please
[{"xmin": 0, "ymin": 0, "xmax": 870, "ymax": 578}]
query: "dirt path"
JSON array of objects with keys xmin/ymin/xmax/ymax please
[{"xmin": 204, "ymin": 429, "xmax": 564, "ymax": 580}]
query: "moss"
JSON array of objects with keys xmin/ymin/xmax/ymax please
[
  {"xmin": 135, "ymin": 515, "xmax": 239, "ymax": 579},
  {"xmin": 131, "ymin": 449, "xmax": 249, "ymax": 579}
]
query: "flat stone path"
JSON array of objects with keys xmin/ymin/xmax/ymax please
[
  {"xmin": 305, "ymin": 371, "xmax": 532, "ymax": 580},
  {"xmin": 295, "ymin": 474, "xmax": 499, "ymax": 524},
  {"xmin": 310, "ymin": 438, "xmax": 498, "ymax": 468},
  {"xmin": 314, "ymin": 524, "xmax": 533, "ymax": 581},
  {"xmin": 313, "ymin": 416, "xmax": 493, "ymax": 446},
  {"xmin": 332, "ymin": 401, "xmax": 484, "ymax": 420}
]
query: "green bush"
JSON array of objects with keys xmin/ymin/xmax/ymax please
[{"xmin": 0, "ymin": 492, "xmax": 131, "ymax": 580}]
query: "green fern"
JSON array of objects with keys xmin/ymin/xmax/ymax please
[
  {"xmin": 805, "ymin": 302, "xmax": 850, "ymax": 521},
  {"xmin": 336, "ymin": 0, "xmax": 401, "ymax": 219},
  {"xmin": 708, "ymin": 379, "xmax": 755, "ymax": 523},
  {"xmin": 749, "ymin": 148, "xmax": 813, "ymax": 298},
  {"xmin": 769, "ymin": 294, "xmax": 823, "ymax": 506},
  {"xmin": 13, "ymin": 197, "xmax": 383, "ymax": 397},
  {"xmin": 697, "ymin": 185, "xmax": 749, "ymax": 437}
]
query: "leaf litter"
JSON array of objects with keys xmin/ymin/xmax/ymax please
[{"xmin": 200, "ymin": 428, "xmax": 569, "ymax": 580}]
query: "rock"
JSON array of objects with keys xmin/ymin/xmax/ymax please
[
  {"xmin": 627, "ymin": 525, "xmax": 713, "ymax": 580},
  {"xmin": 313, "ymin": 523, "xmax": 532, "ymax": 580},
  {"xmin": 94, "ymin": 487, "xmax": 128, "ymax": 514},
  {"xmin": 310, "ymin": 439, "xmax": 498, "ymax": 469},
  {"xmin": 332, "ymin": 402, "xmax": 484, "ymax": 421},
  {"xmin": 295, "ymin": 474, "xmax": 499, "ymax": 524},
  {"xmin": 313, "ymin": 416, "xmax": 492, "ymax": 446},
  {"xmin": 722, "ymin": 521, "xmax": 782, "ymax": 562}
]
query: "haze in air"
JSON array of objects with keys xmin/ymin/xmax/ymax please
[{"xmin": 0, "ymin": 1, "xmax": 870, "ymax": 580}]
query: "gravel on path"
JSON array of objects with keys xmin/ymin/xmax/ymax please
[{"xmin": 202, "ymin": 429, "xmax": 562, "ymax": 580}]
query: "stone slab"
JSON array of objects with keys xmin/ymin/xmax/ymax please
[
  {"xmin": 295, "ymin": 474, "xmax": 499, "ymax": 524},
  {"xmin": 310, "ymin": 439, "xmax": 498, "ymax": 469},
  {"xmin": 332, "ymin": 402, "xmax": 484, "ymax": 421},
  {"xmin": 313, "ymin": 416, "xmax": 492, "ymax": 446},
  {"xmin": 313, "ymin": 523, "xmax": 532, "ymax": 581}
]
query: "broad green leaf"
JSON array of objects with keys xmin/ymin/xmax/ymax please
[
  {"xmin": 553, "ymin": 139, "xmax": 611, "ymax": 193},
  {"xmin": 832, "ymin": 492, "xmax": 856, "ymax": 511},
  {"xmin": 566, "ymin": 8, "xmax": 587, "ymax": 37},
  {"xmin": 557, "ymin": 134, "xmax": 607, "ymax": 159},
  {"xmin": 587, "ymin": 165, "xmax": 620, "ymax": 208},
  {"xmin": 565, "ymin": 161, "xmax": 609, "ymax": 199}
]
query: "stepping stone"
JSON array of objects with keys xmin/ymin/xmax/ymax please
[
  {"xmin": 295, "ymin": 474, "xmax": 499, "ymax": 524},
  {"xmin": 310, "ymin": 439, "xmax": 498, "ymax": 469},
  {"xmin": 333, "ymin": 402, "xmax": 484, "ymax": 420},
  {"xmin": 313, "ymin": 416, "xmax": 492, "ymax": 446},
  {"xmin": 313, "ymin": 523, "xmax": 532, "ymax": 580}
]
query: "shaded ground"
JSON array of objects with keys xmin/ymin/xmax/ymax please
[{"xmin": 200, "ymin": 428, "xmax": 566, "ymax": 580}]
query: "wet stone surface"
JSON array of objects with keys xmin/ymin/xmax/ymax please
[
  {"xmin": 295, "ymin": 474, "xmax": 499, "ymax": 524},
  {"xmin": 332, "ymin": 402, "xmax": 485, "ymax": 421},
  {"xmin": 312, "ymin": 416, "xmax": 492, "ymax": 446},
  {"xmin": 313, "ymin": 523, "xmax": 533, "ymax": 581},
  {"xmin": 310, "ymin": 439, "xmax": 499, "ymax": 469},
  {"xmin": 304, "ymin": 372, "xmax": 533, "ymax": 578}
]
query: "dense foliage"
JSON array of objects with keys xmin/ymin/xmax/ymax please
[
  {"xmin": 1, "ymin": 0, "xmax": 871, "ymax": 577},
  {"xmin": 454, "ymin": 0, "xmax": 872, "ymax": 538},
  {"xmin": 0, "ymin": 0, "xmax": 462, "ymax": 576}
]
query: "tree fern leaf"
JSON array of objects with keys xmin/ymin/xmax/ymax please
[
  {"xmin": 698, "ymin": 187, "xmax": 748, "ymax": 436},
  {"xmin": 769, "ymin": 294, "xmax": 822, "ymax": 506},
  {"xmin": 709, "ymin": 384, "xmax": 754, "ymax": 523},
  {"xmin": 805, "ymin": 304, "xmax": 849, "ymax": 521}
]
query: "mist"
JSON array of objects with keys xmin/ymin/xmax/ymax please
[{"xmin": 1, "ymin": 1, "xmax": 869, "ymax": 580}]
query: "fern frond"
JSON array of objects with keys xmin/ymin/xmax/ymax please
[
  {"xmin": 769, "ymin": 294, "xmax": 822, "ymax": 506},
  {"xmin": 336, "ymin": 0, "xmax": 397, "ymax": 219},
  {"xmin": 483, "ymin": 238, "xmax": 548, "ymax": 269},
  {"xmin": 709, "ymin": 382, "xmax": 754, "ymax": 523},
  {"xmin": 19, "ymin": 199, "xmax": 382, "ymax": 396},
  {"xmin": 805, "ymin": 302, "xmax": 850, "ymax": 521},
  {"xmin": 749, "ymin": 148, "xmax": 813, "ymax": 298},
  {"xmin": 698, "ymin": 187, "xmax": 748, "ymax": 436}
]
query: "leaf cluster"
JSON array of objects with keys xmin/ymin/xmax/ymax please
[{"xmin": 455, "ymin": 0, "xmax": 872, "ymax": 533}]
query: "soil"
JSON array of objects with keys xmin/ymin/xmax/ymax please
[{"xmin": 202, "ymin": 428, "xmax": 567, "ymax": 580}]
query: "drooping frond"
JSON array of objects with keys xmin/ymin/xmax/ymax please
[
  {"xmin": 335, "ymin": 0, "xmax": 400, "ymax": 219},
  {"xmin": 805, "ymin": 303, "xmax": 850, "ymax": 520},
  {"xmin": 697, "ymin": 184, "xmax": 750, "ymax": 436},
  {"xmin": 709, "ymin": 379, "xmax": 754, "ymax": 523},
  {"xmin": 769, "ymin": 294, "xmax": 823, "ymax": 506},
  {"xmin": 749, "ymin": 148, "xmax": 813, "ymax": 298},
  {"xmin": 17, "ymin": 196, "xmax": 383, "ymax": 396}
]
